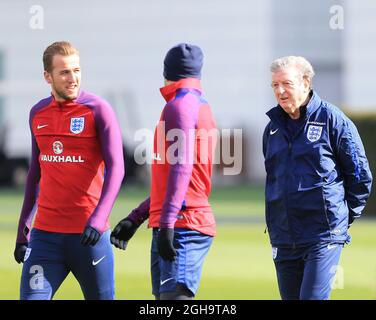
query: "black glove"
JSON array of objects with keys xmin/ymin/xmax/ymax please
[
  {"xmin": 81, "ymin": 226, "xmax": 101, "ymax": 246},
  {"xmin": 14, "ymin": 243, "xmax": 28, "ymax": 264},
  {"xmin": 110, "ymin": 218, "xmax": 139, "ymax": 250},
  {"xmin": 348, "ymin": 215, "xmax": 355, "ymax": 228},
  {"xmin": 157, "ymin": 228, "xmax": 177, "ymax": 261}
]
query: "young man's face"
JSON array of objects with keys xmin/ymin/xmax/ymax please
[
  {"xmin": 271, "ymin": 66, "xmax": 310, "ymax": 118},
  {"xmin": 44, "ymin": 54, "xmax": 81, "ymax": 102}
]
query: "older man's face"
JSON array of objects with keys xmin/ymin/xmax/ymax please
[{"xmin": 271, "ymin": 66, "xmax": 310, "ymax": 119}]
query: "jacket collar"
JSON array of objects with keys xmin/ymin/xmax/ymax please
[
  {"xmin": 305, "ymin": 90, "xmax": 322, "ymax": 116},
  {"xmin": 160, "ymin": 78, "xmax": 202, "ymax": 103}
]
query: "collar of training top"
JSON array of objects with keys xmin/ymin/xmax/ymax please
[
  {"xmin": 50, "ymin": 90, "xmax": 83, "ymax": 108},
  {"xmin": 160, "ymin": 78, "xmax": 202, "ymax": 103}
]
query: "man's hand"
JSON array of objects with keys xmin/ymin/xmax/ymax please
[
  {"xmin": 14, "ymin": 243, "xmax": 28, "ymax": 264},
  {"xmin": 110, "ymin": 218, "xmax": 139, "ymax": 250},
  {"xmin": 157, "ymin": 228, "xmax": 177, "ymax": 261},
  {"xmin": 81, "ymin": 226, "xmax": 101, "ymax": 246}
]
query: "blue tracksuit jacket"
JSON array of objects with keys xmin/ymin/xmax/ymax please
[{"xmin": 263, "ymin": 91, "xmax": 372, "ymax": 247}]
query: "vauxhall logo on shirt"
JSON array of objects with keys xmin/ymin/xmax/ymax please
[
  {"xmin": 39, "ymin": 141, "xmax": 85, "ymax": 163},
  {"xmin": 52, "ymin": 141, "xmax": 63, "ymax": 154}
]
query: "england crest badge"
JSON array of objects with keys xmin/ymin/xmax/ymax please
[
  {"xmin": 24, "ymin": 248, "xmax": 32, "ymax": 262},
  {"xmin": 70, "ymin": 117, "xmax": 85, "ymax": 134},
  {"xmin": 272, "ymin": 247, "xmax": 278, "ymax": 260},
  {"xmin": 307, "ymin": 125, "xmax": 323, "ymax": 142}
]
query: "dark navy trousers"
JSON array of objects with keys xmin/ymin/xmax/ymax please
[
  {"xmin": 272, "ymin": 242, "xmax": 343, "ymax": 300},
  {"xmin": 20, "ymin": 228, "xmax": 114, "ymax": 300}
]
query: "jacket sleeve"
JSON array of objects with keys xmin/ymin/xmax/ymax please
[
  {"xmin": 333, "ymin": 116, "xmax": 373, "ymax": 223},
  {"xmin": 262, "ymin": 122, "xmax": 271, "ymax": 159}
]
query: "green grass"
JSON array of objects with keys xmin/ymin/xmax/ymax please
[{"xmin": 0, "ymin": 185, "xmax": 375, "ymax": 300}]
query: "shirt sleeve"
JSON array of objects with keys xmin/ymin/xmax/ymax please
[
  {"xmin": 159, "ymin": 97, "xmax": 200, "ymax": 228},
  {"xmin": 86, "ymin": 101, "xmax": 125, "ymax": 233},
  {"xmin": 127, "ymin": 197, "xmax": 150, "ymax": 225},
  {"xmin": 334, "ymin": 116, "xmax": 373, "ymax": 222},
  {"xmin": 16, "ymin": 114, "xmax": 41, "ymax": 243}
]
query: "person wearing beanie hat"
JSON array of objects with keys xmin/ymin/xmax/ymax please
[
  {"xmin": 163, "ymin": 43, "xmax": 203, "ymax": 81},
  {"xmin": 111, "ymin": 43, "xmax": 217, "ymax": 300}
]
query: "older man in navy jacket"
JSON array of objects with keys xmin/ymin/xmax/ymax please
[{"xmin": 263, "ymin": 56, "xmax": 372, "ymax": 300}]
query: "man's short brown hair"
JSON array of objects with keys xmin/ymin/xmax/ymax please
[{"xmin": 43, "ymin": 41, "xmax": 79, "ymax": 73}]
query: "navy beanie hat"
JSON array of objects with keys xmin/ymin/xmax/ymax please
[{"xmin": 163, "ymin": 43, "xmax": 203, "ymax": 81}]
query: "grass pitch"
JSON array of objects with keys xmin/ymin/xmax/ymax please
[{"xmin": 0, "ymin": 186, "xmax": 375, "ymax": 300}]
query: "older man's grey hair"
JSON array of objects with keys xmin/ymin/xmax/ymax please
[{"xmin": 270, "ymin": 56, "xmax": 315, "ymax": 82}]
